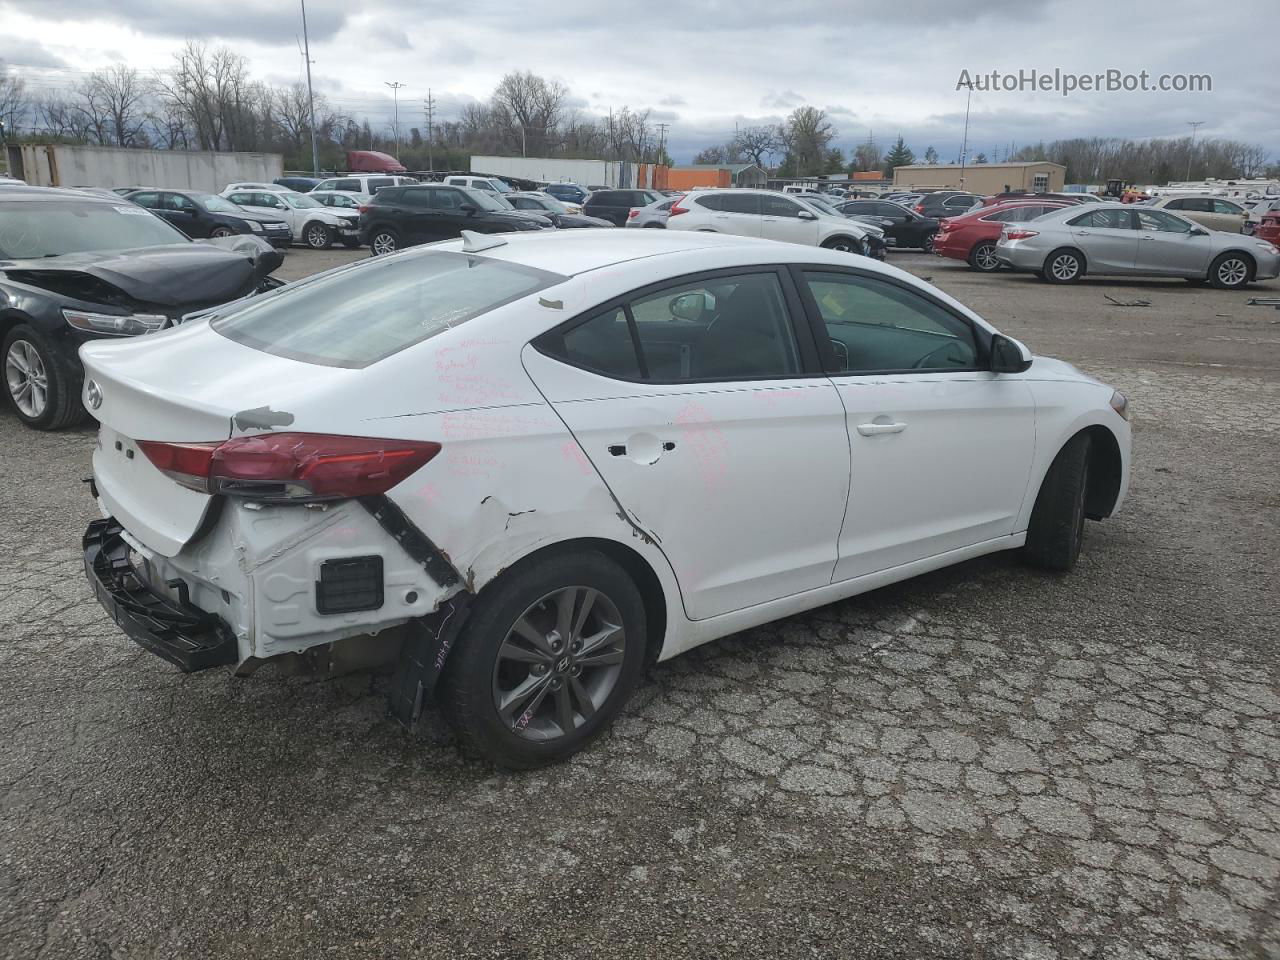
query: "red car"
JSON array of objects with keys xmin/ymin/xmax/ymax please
[
  {"xmin": 1256, "ymin": 212, "xmax": 1280, "ymax": 246},
  {"xmin": 933, "ymin": 199, "xmax": 1073, "ymax": 272}
]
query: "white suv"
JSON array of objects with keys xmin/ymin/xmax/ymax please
[
  {"xmin": 667, "ymin": 189, "xmax": 871, "ymax": 254},
  {"xmin": 312, "ymin": 174, "xmax": 418, "ymax": 196},
  {"xmin": 443, "ymin": 175, "xmax": 512, "ymax": 194}
]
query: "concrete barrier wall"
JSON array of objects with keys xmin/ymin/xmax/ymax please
[{"xmin": 16, "ymin": 145, "xmax": 284, "ymax": 191}]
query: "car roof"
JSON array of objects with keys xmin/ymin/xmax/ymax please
[{"xmin": 423, "ymin": 227, "xmax": 906, "ymax": 278}]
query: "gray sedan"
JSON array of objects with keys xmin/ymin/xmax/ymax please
[{"xmin": 995, "ymin": 203, "xmax": 1280, "ymax": 289}]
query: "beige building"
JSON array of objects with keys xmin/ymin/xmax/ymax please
[{"xmin": 892, "ymin": 161, "xmax": 1066, "ymax": 194}]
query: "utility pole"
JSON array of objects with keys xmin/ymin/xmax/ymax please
[
  {"xmin": 384, "ymin": 81, "xmax": 405, "ymax": 159},
  {"xmin": 1186, "ymin": 121, "xmax": 1204, "ymax": 181},
  {"xmin": 655, "ymin": 122, "xmax": 669, "ymax": 163},
  {"xmin": 958, "ymin": 80, "xmax": 973, "ymax": 189},
  {"xmin": 300, "ymin": 0, "xmax": 319, "ymax": 175},
  {"xmin": 422, "ymin": 89, "xmax": 435, "ymax": 171}
]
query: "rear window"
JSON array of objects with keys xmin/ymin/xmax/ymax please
[
  {"xmin": 211, "ymin": 251, "xmax": 565, "ymax": 368},
  {"xmin": 367, "ymin": 178, "xmax": 397, "ymax": 193}
]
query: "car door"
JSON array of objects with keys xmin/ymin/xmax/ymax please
[
  {"xmin": 1133, "ymin": 208, "xmax": 1213, "ymax": 276},
  {"xmin": 795, "ymin": 268, "xmax": 1036, "ymax": 580},
  {"xmin": 1067, "ymin": 208, "xmax": 1138, "ymax": 273},
  {"xmin": 761, "ymin": 193, "xmax": 819, "ymax": 245},
  {"xmin": 697, "ymin": 192, "xmax": 761, "ymax": 237},
  {"xmin": 157, "ymin": 192, "xmax": 206, "ymax": 237},
  {"xmin": 398, "ymin": 188, "xmax": 447, "ymax": 243},
  {"xmin": 522, "ymin": 267, "xmax": 850, "ymax": 620},
  {"xmin": 251, "ymin": 192, "xmax": 292, "ymax": 230},
  {"xmin": 1211, "ymin": 199, "xmax": 1245, "ymax": 234}
]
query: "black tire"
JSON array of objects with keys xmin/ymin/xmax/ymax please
[
  {"xmin": 209, "ymin": 226, "xmax": 235, "ymax": 239},
  {"xmin": 440, "ymin": 550, "xmax": 648, "ymax": 769},
  {"xmin": 1024, "ymin": 432, "xmax": 1092, "ymax": 571},
  {"xmin": 968, "ymin": 241, "xmax": 1000, "ymax": 272},
  {"xmin": 1043, "ymin": 248, "xmax": 1084, "ymax": 283},
  {"xmin": 2, "ymin": 323, "xmax": 85, "ymax": 431},
  {"xmin": 302, "ymin": 220, "xmax": 333, "ymax": 249},
  {"xmin": 822, "ymin": 235, "xmax": 862, "ymax": 253},
  {"xmin": 1208, "ymin": 252, "xmax": 1253, "ymax": 289},
  {"xmin": 369, "ymin": 228, "xmax": 399, "ymax": 255},
  {"xmin": 643, "ymin": 222, "xmax": 663, "ymax": 228}
]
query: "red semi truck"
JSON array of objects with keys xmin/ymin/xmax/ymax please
[{"xmin": 345, "ymin": 151, "xmax": 407, "ymax": 174}]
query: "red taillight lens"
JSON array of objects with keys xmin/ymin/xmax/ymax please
[
  {"xmin": 1004, "ymin": 228, "xmax": 1039, "ymax": 240},
  {"xmin": 136, "ymin": 441, "xmax": 219, "ymax": 492},
  {"xmin": 668, "ymin": 200, "xmax": 688, "ymax": 216},
  {"xmin": 357, "ymin": 204, "xmax": 369, "ymax": 213},
  {"xmin": 139, "ymin": 434, "xmax": 441, "ymax": 501},
  {"xmin": 627, "ymin": 209, "xmax": 639, "ymax": 219},
  {"xmin": 914, "ymin": 203, "xmax": 925, "ymax": 214}
]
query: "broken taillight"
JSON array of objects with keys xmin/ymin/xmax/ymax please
[{"xmin": 137, "ymin": 434, "xmax": 441, "ymax": 501}]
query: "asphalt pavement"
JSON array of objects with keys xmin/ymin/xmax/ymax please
[{"xmin": 2, "ymin": 248, "xmax": 1278, "ymax": 959}]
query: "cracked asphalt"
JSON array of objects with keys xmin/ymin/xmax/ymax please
[{"xmin": 3, "ymin": 248, "xmax": 1279, "ymax": 959}]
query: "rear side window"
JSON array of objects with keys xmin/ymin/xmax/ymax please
[
  {"xmin": 335, "ymin": 179, "xmax": 359, "ymax": 191},
  {"xmin": 696, "ymin": 194, "xmax": 726, "ymax": 212},
  {"xmin": 212, "ymin": 252, "xmax": 565, "ymax": 368},
  {"xmin": 719, "ymin": 193, "xmax": 762, "ymax": 215},
  {"xmin": 1069, "ymin": 209, "xmax": 1130, "ymax": 229},
  {"xmin": 373, "ymin": 188, "xmax": 404, "ymax": 203},
  {"xmin": 367, "ymin": 178, "xmax": 396, "ymax": 193}
]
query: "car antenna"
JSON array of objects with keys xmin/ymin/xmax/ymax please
[{"xmin": 460, "ymin": 230, "xmax": 507, "ymax": 253}]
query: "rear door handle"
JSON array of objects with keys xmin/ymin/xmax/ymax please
[{"xmin": 857, "ymin": 421, "xmax": 907, "ymax": 436}]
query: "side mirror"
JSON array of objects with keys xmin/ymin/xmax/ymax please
[
  {"xmin": 460, "ymin": 203, "xmax": 477, "ymax": 215},
  {"xmin": 798, "ymin": 210, "xmax": 817, "ymax": 221},
  {"xmin": 1189, "ymin": 226, "xmax": 1209, "ymax": 237},
  {"xmin": 669, "ymin": 292, "xmax": 708, "ymax": 321},
  {"xmin": 991, "ymin": 334, "xmax": 1033, "ymax": 374}
]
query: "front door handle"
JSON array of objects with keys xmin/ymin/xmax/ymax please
[{"xmin": 857, "ymin": 421, "xmax": 907, "ymax": 437}]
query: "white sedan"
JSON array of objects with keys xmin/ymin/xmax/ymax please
[{"xmin": 79, "ymin": 230, "xmax": 1131, "ymax": 768}]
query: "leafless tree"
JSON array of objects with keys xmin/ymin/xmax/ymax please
[
  {"xmin": 733, "ymin": 125, "xmax": 780, "ymax": 168},
  {"xmin": 0, "ymin": 61, "xmax": 28, "ymax": 136},
  {"xmin": 490, "ymin": 71, "xmax": 567, "ymax": 156},
  {"xmin": 37, "ymin": 95, "xmax": 93, "ymax": 140},
  {"xmin": 75, "ymin": 66, "xmax": 149, "ymax": 146},
  {"xmin": 781, "ymin": 107, "xmax": 836, "ymax": 176}
]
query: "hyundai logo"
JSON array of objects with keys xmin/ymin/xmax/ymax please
[{"xmin": 85, "ymin": 380, "xmax": 103, "ymax": 410}]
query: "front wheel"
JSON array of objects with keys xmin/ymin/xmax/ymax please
[
  {"xmin": 3, "ymin": 324, "xmax": 84, "ymax": 430},
  {"xmin": 440, "ymin": 551, "xmax": 647, "ymax": 769},
  {"xmin": 209, "ymin": 226, "xmax": 234, "ymax": 239},
  {"xmin": 303, "ymin": 221, "xmax": 333, "ymax": 249},
  {"xmin": 968, "ymin": 241, "xmax": 1000, "ymax": 272},
  {"xmin": 1024, "ymin": 433, "xmax": 1092, "ymax": 571},
  {"xmin": 1208, "ymin": 252, "xmax": 1252, "ymax": 289},
  {"xmin": 822, "ymin": 236, "xmax": 862, "ymax": 254},
  {"xmin": 369, "ymin": 229, "xmax": 399, "ymax": 255}
]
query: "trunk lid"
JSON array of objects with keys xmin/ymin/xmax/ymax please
[{"xmin": 81, "ymin": 321, "xmax": 346, "ymax": 557}]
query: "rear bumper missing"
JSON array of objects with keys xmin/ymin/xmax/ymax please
[{"xmin": 82, "ymin": 517, "xmax": 238, "ymax": 672}]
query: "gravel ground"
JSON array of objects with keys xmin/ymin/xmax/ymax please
[{"xmin": 2, "ymin": 248, "xmax": 1279, "ymax": 960}]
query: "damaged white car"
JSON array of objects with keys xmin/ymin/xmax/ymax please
[{"xmin": 80, "ymin": 229, "xmax": 1130, "ymax": 768}]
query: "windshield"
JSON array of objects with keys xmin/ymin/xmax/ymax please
[
  {"xmin": 0, "ymin": 200, "xmax": 188, "ymax": 258},
  {"xmin": 797, "ymin": 196, "xmax": 840, "ymax": 217},
  {"xmin": 201, "ymin": 195, "xmax": 243, "ymax": 214},
  {"xmin": 283, "ymin": 194, "xmax": 323, "ymax": 209},
  {"xmin": 463, "ymin": 188, "xmax": 511, "ymax": 212},
  {"xmin": 529, "ymin": 195, "xmax": 568, "ymax": 213},
  {"xmin": 212, "ymin": 251, "xmax": 564, "ymax": 368}
]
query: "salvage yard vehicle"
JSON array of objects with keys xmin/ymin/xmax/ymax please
[
  {"xmin": 835, "ymin": 199, "xmax": 940, "ymax": 251},
  {"xmin": 222, "ymin": 188, "xmax": 360, "ymax": 249},
  {"xmin": 582, "ymin": 189, "xmax": 668, "ymax": 226},
  {"xmin": 79, "ymin": 229, "xmax": 1131, "ymax": 768},
  {"xmin": 668, "ymin": 188, "xmax": 876, "ymax": 258},
  {"xmin": 359, "ymin": 184, "xmax": 552, "ymax": 254},
  {"xmin": 1146, "ymin": 195, "xmax": 1247, "ymax": 234},
  {"xmin": 503, "ymin": 192, "xmax": 612, "ymax": 228},
  {"xmin": 626, "ymin": 195, "xmax": 682, "ymax": 229},
  {"xmin": 994, "ymin": 202, "xmax": 1280, "ymax": 288},
  {"xmin": 125, "ymin": 189, "xmax": 293, "ymax": 249},
  {"xmin": 1, "ymin": 187, "xmax": 282, "ymax": 430},
  {"xmin": 311, "ymin": 174, "xmax": 418, "ymax": 197},
  {"xmin": 933, "ymin": 199, "xmax": 1073, "ymax": 271}
]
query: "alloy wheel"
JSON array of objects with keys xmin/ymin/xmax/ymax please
[
  {"xmin": 973, "ymin": 243, "xmax": 999, "ymax": 271},
  {"xmin": 1050, "ymin": 253, "xmax": 1080, "ymax": 281},
  {"xmin": 492, "ymin": 585, "xmax": 626, "ymax": 742},
  {"xmin": 210, "ymin": 227, "xmax": 233, "ymax": 238},
  {"xmin": 1217, "ymin": 257, "xmax": 1248, "ymax": 286},
  {"xmin": 306, "ymin": 224, "xmax": 329, "ymax": 248},
  {"xmin": 372, "ymin": 232, "xmax": 397, "ymax": 255},
  {"xmin": 4, "ymin": 339, "xmax": 48, "ymax": 418}
]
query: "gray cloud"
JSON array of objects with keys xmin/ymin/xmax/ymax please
[
  {"xmin": 761, "ymin": 90, "xmax": 804, "ymax": 110},
  {"xmin": 659, "ymin": 95, "xmax": 686, "ymax": 107},
  {"xmin": 0, "ymin": 38, "xmax": 67, "ymax": 68},
  {"xmin": 1, "ymin": 0, "xmax": 348, "ymax": 43}
]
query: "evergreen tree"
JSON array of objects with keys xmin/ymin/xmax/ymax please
[{"xmin": 883, "ymin": 135, "xmax": 915, "ymax": 171}]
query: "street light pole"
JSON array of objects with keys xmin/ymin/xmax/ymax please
[
  {"xmin": 300, "ymin": 0, "xmax": 319, "ymax": 175},
  {"xmin": 385, "ymin": 81, "xmax": 405, "ymax": 159},
  {"xmin": 958, "ymin": 80, "xmax": 972, "ymax": 190},
  {"xmin": 1186, "ymin": 121, "xmax": 1204, "ymax": 181}
]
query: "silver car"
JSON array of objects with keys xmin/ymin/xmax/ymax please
[
  {"xmin": 995, "ymin": 202, "xmax": 1280, "ymax": 289},
  {"xmin": 625, "ymin": 195, "xmax": 682, "ymax": 228}
]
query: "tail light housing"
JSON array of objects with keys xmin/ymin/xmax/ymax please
[
  {"xmin": 357, "ymin": 204, "xmax": 370, "ymax": 213},
  {"xmin": 668, "ymin": 199, "xmax": 689, "ymax": 216},
  {"xmin": 138, "ymin": 433, "xmax": 441, "ymax": 502},
  {"xmin": 914, "ymin": 203, "xmax": 926, "ymax": 214},
  {"xmin": 627, "ymin": 209, "xmax": 640, "ymax": 219},
  {"xmin": 1003, "ymin": 228, "xmax": 1040, "ymax": 240}
]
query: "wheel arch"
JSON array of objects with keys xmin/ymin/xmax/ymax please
[
  {"xmin": 1213, "ymin": 248, "xmax": 1257, "ymax": 278},
  {"xmin": 1081, "ymin": 424, "xmax": 1123, "ymax": 519},
  {"xmin": 1044, "ymin": 245, "xmax": 1088, "ymax": 276},
  {"xmin": 1016, "ymin": 406, "xmax": 1129, "ymax": 532}
]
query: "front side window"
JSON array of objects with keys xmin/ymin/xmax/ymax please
[
  {"xmin": 167, "ymin": 193, "xmax": 197, "ymax": 212},
  {"xmin": 213, "ymin": 252, "xmax": 564, "ymax": 368},
  {"xmin": 804, "ymin": 271, "xmax": 978, "ymax": 374},
  {"xmin": 129, "ymin": 192, "xmax": 160, "ymax": 208},
  {"xmin": 1212, "ymin": 199, "xmax": 1243, "ymax": 215},
  {"xmin": 761, "ymin": 194, "xmax": 801, "ymax": 218},
  {"xmin": 537, "ymin": 271, "xmax": 802, "ymax": 382},
  {"xmin": 1136, "ymin": 209, "xmax": 1193, "ymax": 233}
]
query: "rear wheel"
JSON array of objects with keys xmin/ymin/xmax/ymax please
[
  {"xmin": 370, "ymin": 229, "xmax": 399, "ymax": 255},
  {"xmin": 644, "ymin": 222, "xmax": 663, "ymax": 228},
  {"xmin": 303, "ymin": 221, "xmax": 333, "ymax": 249},
  {"xmin": 1043, "ymin": 248, "xmax": 1084, "ymax": 283},
  {"xmin": 209, "ymin": 226, "xmax": 234, "ymax": 239},
  {"xmin": 1208, "ymin": 252, "xmax": 1252, "ymax": 289},
  {"xmin": 968, "ymin": 241, "xmax": 1000, "ymax": 272},
  {"xmin": 921, "ymin": 233, "xmax": 935, "ymax": 254},
  {"xmin": 3, "ymin": 324, "xmax": 84, "ymax": 431},
  {"xmin": 440, "ymin": 551, "xmax": 647, "ymax": 769},
  {"xmin": 1024, "ymin": 433, "xmax": 1092, "ymax": 571}
]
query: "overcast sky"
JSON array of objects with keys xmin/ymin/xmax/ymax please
[{"xmin": 1, "ymin": 0, "xmax": 1276, "ymax": 166}]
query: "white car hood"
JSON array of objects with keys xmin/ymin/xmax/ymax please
[{"xmin": 1028, "ymin": 355, "xmax": 1103, "ymax": 386}]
